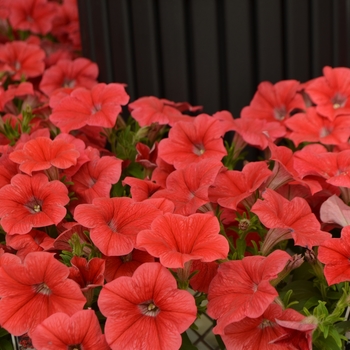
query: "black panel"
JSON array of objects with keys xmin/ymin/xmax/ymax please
[
  {"xmin": 284, "ymin": 0, "xmax": 311, "ymax": 82},
  {"xmin": 310, "ymin": 0, "xmax": 333, "ymax": 76},
  {"xmin": 90, "ymin": 0, "xmax": 113, "ymax": 83},
  {"xmin": 189, "ymin": 0, "xmax": 221, "ymax": 114},
  {"xmin": 255, "ymin": 0, "xmax": 284, "ymax": 82},
  {"xmin": 130, "ymin": 0, "xmax": 161, "ymax": 97},
  {"xmin": 158, "ymin": 0, "xmax": 190, "ymax": 102},
  {"xmin": 107, "ymin": 0, "xmax": 136, "ymax": 100},
  {"xmin": 77, "ymin": 0, "xmax": 95, "ymax": 61},
  {"xmin": 332, "ymin": 0, "xmax": 348, "ymax": 67},
  {"xmin": 224, "ymin": 0, "xmax": 255, "ymax": 118},
  {"xmin": 78, "ymin": 0, "xmax": 350, "ymax": 117}
]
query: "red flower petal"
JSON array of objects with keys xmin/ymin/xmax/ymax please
[
  {"xmin": 0, "ymin": 252, "xmax": 86, "ymax": 335},
  {"xmin": 98, "ymin": 262, "xmax": 197, "ymax": 350},
  {"xmin": 137, "ymin": 213, "xmax": 229, "ymax": 268}
]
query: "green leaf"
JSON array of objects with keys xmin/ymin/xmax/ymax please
[
  {"xmin": 281, "ymin": 289, "xmax": 294, "ymax": 308},
  {"xmin": 0, "ymin": 337, "xmax": 14, "ymax": 350},
  {"xmin": 0, "ymin": 328, "xmax": 8, "ymax": 337},
  {"xmin": 334, "ymin": 320, "xmax": 350, "ymax": 335},
  {"xmin": 303, "ymin": 296, "xmax": 322, "ymax": 310},
  {"xmin": 328, "ymin": 326, "xmax": 346, "ymax": 348},
  {"xmin": 280, "ymin": 280, "xmax": 321, "ymax": 311},
  {"xmin": 313, "ymin": 332, "xmax": 343, "ymax": 350},
  {"xmin": 110, "ymin": 181, "xmax": 127, "ymax": 198},
  {"xmin": 180, "ymin": 332, "xmax": 198, "ymax": 350},
  {"xmin": 215, "ymin": 334, "xmax": 226, "ymax": 350}
]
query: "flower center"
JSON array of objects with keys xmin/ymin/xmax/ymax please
[
  {"xmin": 121, "ymin": 252, "xmax": 132, "ymax": 263},
  {"xmin": 25, "ymin": 198, "xmax": 43, "ymax": 214},
  {"xmin": 14, "ymin": 61, "xmax": 21, "ymax": 71},
  {"xmin": 273, "ymin": 106, "xmax": 287, "ymax": 120},
  {"xmin": 139, "ymin": 300, "xmax": 160, "ymax": 317},
  {"xmin": 193, "ymin": 143, "xmax": 205, "ymax": 156},
  {"xmin": 319, "ymin": 126, "xmax": 332, "ymax": 138},
  {"xmin": 33, "ymin": 282, "xmax": 51, "ymax": 296},
  {"xmin": 68, "ymin": 345, "xmax": 81, "ymax": 350},
  {"xmin": 332, "ymin": 93, "xmax": 347, "ymax": 109},
  {"xmin": 259, "ymin": 319, "xmax": 274, "ymax": 329},
  {"xmin": 91, "ymin": 104, "xmax": 102, "ymax": 114},
  {"xmin": 62, "ymin": 78, "xmax": 76, "ymax": 88},
  {"xmin": 108, "ymin": 219, "xmax": 118, "ymax": 232}
]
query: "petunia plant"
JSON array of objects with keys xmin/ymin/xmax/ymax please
[{"xmin": 2, "ymin": 1, "xmax": 350, "ymax": 350}]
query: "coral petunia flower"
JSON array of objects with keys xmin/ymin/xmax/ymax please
[
  {"xmin": 8, "ymin": 0, "xmax": 57, "ymax": 35},
  {"xmin": 104, "ymin": 249, "xmax": 155, "ymax": 282},
  {"xmin": 229, "ymin": 117, "xmax": 286, "ymax": 150},
  {"xmin": 0, "ymin": 41, "xmax": 45, "ymax": 80},
  {"xmin": 271, "ymin": 315, "xmax": 317, "ymax": 350},
  {"xmin": 6, "ymin": 229, "xmax": 54, "ymax": 260},
  {"xmin": 209, "ymin": 161, "xmax": 272, "ymax": 211},
  {"xmin": 135, "ymin": 141, "xmax": 158, "ymax": 170},
  {"xmin": 293, "ymin": 148, "xmax": 350, "ymax": 188},
  {"xmin": 305, "ymin": 66, "xmax": 350, "ymax": 121},
  {"xmin": 285, "ymin": 107, "xmax": 350, "ymax": 147},
  {"xmin": 0, "ymin": 150, "xmax": 19, "ymax": 189},
  {"xmin": 241, "ymin": 80, "xmax": 305, "ymax": 123},
  {"xmin": 68, "ymin": 256, "xmax": 105, "ymax": 292},
  {"xmin": 221, "ymin": 303, "xmax": 315, "ymax": 350},
  {"xmin": 158, "ymin": 114, "xmax": 227, "ymax": 169},
  {"xmin": 0, "ymin": 173, "xmax": 69, "ymax": 235},
  {"xmin": 189, "ymin": 260, "xmax": 219, "ymax": 294},
  {"xmin": 0, "ymin": 252, "xmax": 86, "ymax": 336},
  {"xmin": 320, "ymin": 194, "xmax": 350, "ymax": 227},
  {"xmin": 207, "ymin": 249, "xmax": 291, "ymax": 334},
  {"xmin": 128, "ymin": 96, "xmax": 188, "ymax": 127},
  {"xmin": 74, "ymin": 197, "xmax": 162, "ymax": 256},
  {"xmin": 71, "ymin": 146, "xmax": 122, "ymax": 204},
  {"xmin": 31, "ymin": 309, "xmax": 109, "ymax": 350},
  {"xmin": 9, "ymin": 136, "xmax": 80, "ymax": 176},
  {"xmin": 98, "ymin": 262, "xmax": 197, "ymax": 350},
  {"xmin": 137, "ymin": 212, "xmax": 229, "ymax": 268},
  {"xmin": 265, "ymin": 142, "xmax": 323, "ymax": 195},
  {"xmin": 40, "ymin": 57, "xmax": 99, "ymax": 96},
  {"xmin": 53, "ymin": 223, "xmax": 92, "ymax": 252},
  {"xmin": 251, "ymin": 188, "xmax": 331, "ymax": 255},
  {"xmin": 122, "ymin": 177, "xmax": 162, "ymax": 201},
  {"xmin": 50, "ymin": 83, "xmax": 129, "ymax": 133},
  {"xmin": 318, "ymin": 226, "xmax": 350, "ymax": 285},
  {"xmin": 152, "ymin": 159, "xmax": 222, "ymax": 215}
]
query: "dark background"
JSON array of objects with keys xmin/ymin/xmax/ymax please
[{"xmin": 77, "ymin": 0, "xmax": 350, "ymax": 118}]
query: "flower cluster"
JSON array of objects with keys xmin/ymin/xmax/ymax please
[{"xmin": 1, "ymin": 1, "xmax": 350, "ymax": 350}]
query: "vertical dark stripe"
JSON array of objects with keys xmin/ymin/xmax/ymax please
[
  {"xmin": 333, "ymin": 0, "xmax": 339, "ymax": 66},
  {"xmin": 308, "ymin": 0, "xmax": 314, "ymax": 77},
  {"xmin": 106, "ymin": 0, "xmax": 136, "ymax": 99},
  {"xmin": 130, "ymin": 0, "xmax": 161, "ymax": 97},
  {"xmin": 153, "ymin": 0, "xmax": 164, "ymax": 98},
  {"xmin": 183, "ymin": 0, "xmax": 196, "ymax": 105},
  {"xmin": 78, "ymin": 0, "xmax": 96, "ymax": 62},
  {"xmin": 190, "ymin": 0, "xmax": 221, "ymax": 114},
  {"xmin": 216, "ymin": 0, "xmax": 228, "ymax": 111},
  {"xmin": 255, "ymin": 0, "xmax": 284, "ymax": 82},
  {"xmin": 224, "ymin": 0, "xmax": 255, "ymax": 117},
  {"xmin": 332, "ymin": 0, "xmax": 348, "ymax": 67},
  {"xmin": 347, "ymin": 0, "xmax": 350, "ymax": 67},
  {"xmin": 284, "ymin": 0, "xmax": 311, "ymax": 82},
  {"xmin": 281, "ymin": 0, "xmax": 287, "ymax": 79},
  {"xmin": 158, "ymin": 0, "xmax": 189, "ymax": 102},
  {"xmin": 125, "ymin": 0, "xmax": 138, "ymax": 98},
  {"xmin": 99, "ymin": 0, "xmax": 113, "ymax": 82},
  {"xmin": 251, "ymin": 0, "xmax": 259, "ymax": 89},
  {"xmin": 310, "ymin": 0, "xmax": 333, "ymax": 77}
]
